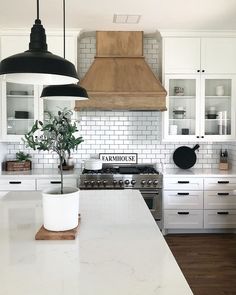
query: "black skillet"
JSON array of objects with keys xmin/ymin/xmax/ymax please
[{"xmin": 173, "ymin": 144, "xmax": 200, "ymax": 169}]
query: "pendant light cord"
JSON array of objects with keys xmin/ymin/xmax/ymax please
[
  {"xmin": 63, "ymin": 0, "xmax": 65, "ymax": 59},
  {"xmin": 37, "ymin": 0, "xmax": 39, "ymax": 20}
]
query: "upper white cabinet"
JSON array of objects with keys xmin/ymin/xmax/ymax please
[
  {"xmin": 163, "ymin": 38, "xmax": 201, "ymax": 74},
  {"xmin": 163, "ymin": 36, "xmax": 236, "ymax": 74},
  {"xmin": 0, "ymin": 32, "xmax": 78, "ymax": 66}
]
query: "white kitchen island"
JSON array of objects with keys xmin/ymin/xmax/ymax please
[{"xmin": 0, "ymin": 190, "xmax": 193, "ymax": 295}]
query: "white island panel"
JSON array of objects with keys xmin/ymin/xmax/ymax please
[{"xmin": 0, "ymin": 190, "xmax": 193, "ymax": 295}]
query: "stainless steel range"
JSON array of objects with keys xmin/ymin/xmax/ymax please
[{"xmin": 79, "ymin": 164, "xmax": 162, "ymax": 223}]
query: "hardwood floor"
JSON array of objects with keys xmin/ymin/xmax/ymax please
[{"xmin": 165, "ymin": 234, "xmax": 236, "ymax": 295}]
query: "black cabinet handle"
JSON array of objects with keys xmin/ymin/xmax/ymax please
[
  {"xmin": 196, "ymin": 136, "xmax": 200, "ymax": 138},
  {"xmin": 217, "ymin": 212, "xmax": 229, "ymax": 215},
  {"xmin": 217, "ymin": 192, "xmax": 229, "ymax": 196},
  {"xmin": 218, "ymin": 181, "xmax": 229, "ymax": 184},
  {"xmin": 201, "ymin": 136, "xmax": 204, "ymax": 138},
  {"xmin": 50, "ymin": 181, "xmax": 61, "ymax": 184},
  {"xmin": 178, "ymin": 212, "xmax": 189, "ymax": 215},
  {"xmin": 177, "ymin": 192, "xmax": 190, "ymax": 196},
  {"xmin": 9, "ymin": 181, "xmax": 22, "ymax": 184},
  {"xmin": 197, "ymin": 70, "xmax": 200, "ymax": 72},
  {"xmin": 202, "ymin": 70, "xmax": 205, "ymax": 72},
  {"xmin": 178, "ymin": 181, "xmax": 190, "ymax": 184}
]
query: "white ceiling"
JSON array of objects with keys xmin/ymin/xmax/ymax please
[{"xmin": 1, "ymin": 0, "xmax": 236, "ymax": 33}]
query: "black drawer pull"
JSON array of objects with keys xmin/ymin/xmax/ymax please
[
  {"xmin": 178, "ymin": 212, "xmax": 189, "ymax": 215},
  {"xmin": 217, "ymin": 192, "xmax": 229, "ymax": 196},
  {"xmin": 217, "ymin": 212, "xmax": 229, "ymax": 215},
  {"xmin": 50, "ymin": 181, "xmax": 62, "ymax": 184},
  {"xmin": 9, "ymin": 181, "xmax": 22, "ymax": 184},
  {"xmin": 178, "ymin": 181, "xmax": 190, "ymax": 184},
  {"xmin": 177, "ymin": 192, "xmax": 190, "ymax": 196},
  {"xmin": 218, "ymin": 181, "xmax": 229, "ymax": 184}
]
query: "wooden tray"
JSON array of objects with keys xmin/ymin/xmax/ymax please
[{"xmin": 35, "ymin": 215, "xmax": 80, "ymax": 240}]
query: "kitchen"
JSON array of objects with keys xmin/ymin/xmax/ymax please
[{"xmin": 0, "ymin": 0, "xmax": 236, "ymax": 295}]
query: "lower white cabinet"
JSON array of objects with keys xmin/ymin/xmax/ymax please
[
  {"xmin": 164, "ymin": 175, "xmax": 236, "ymax": 231},
  {"xmin": 0, "ymin": 179, "xmax": 36, "ymax": 190},
  {"xmin": 204, "ymin": 210, "xmax": 236, "ymax": 228},
  {"xmin": 164, "ymin": 210, "xmax": 203, "ymax": 229},
  {"xmin": 164, "ymin": 190, "xmax": 203, "ymax": 209}
]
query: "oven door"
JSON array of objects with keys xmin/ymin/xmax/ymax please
[{"xmin": 140, "ymin": 190, "xmax": 162, "ymax": 221}]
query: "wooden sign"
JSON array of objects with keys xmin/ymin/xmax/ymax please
[{"xmin": 99, "ymin": 153, "xmax": 137, "ymax": 164}]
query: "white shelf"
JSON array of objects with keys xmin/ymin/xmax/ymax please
[
  {"xmin": 169, "ymin": 96, "xmax": 196, "ymax": 99},
  {"xmin": 7, "ymin": 118, "xmax": 34, "ymax": 121},
  {"xmin": 7, "ymin": 95, "xmax": 34, "ymax": 99},
  {"xmin": 205, "ymin": 119, "xmax": 230, "ymax": 121},
  {"xmin": 169, "ymin": 118, "xmax": 194, "ymax": 120},
  {"xmin": 205, "ymin": 96, "xmax": 231, "ymax": 99}
]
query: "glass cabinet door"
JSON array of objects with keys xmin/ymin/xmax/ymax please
[
  {"xmin": 203, "ymin": 77, "xmax": 233, "ymax": 138},
  {"xmin": 43, "ymin": 99, "xmax": 75, "ymax": 123},
  {"xmin": 165, "ymin": 76, "xmax": 199, "ymax": 139},
  {"xmin": 4, "ymin": 82, "xmax": 36, "ymax": 137}
]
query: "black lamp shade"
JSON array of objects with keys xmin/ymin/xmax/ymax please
[
  {"xmin": 41, "ymin": 84, "xmax": 89, "ymax": 100},
  {"xmin": 0, "ymin": 19, "xmax": 79, "ymax": 85},
  {"xmin": 0, "ymin": 50, "xmax": 79, "ymax": 85}
]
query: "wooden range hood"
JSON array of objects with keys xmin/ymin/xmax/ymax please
[{"xmin": 75, "ymin": 31, "xmax": 167, "ymax": 111}]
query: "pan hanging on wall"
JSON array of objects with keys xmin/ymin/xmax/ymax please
[{"xmin": 173, "ymin": 144, "xmax": 200, "ymax": 169}]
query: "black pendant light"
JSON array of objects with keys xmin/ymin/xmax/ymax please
[
  {"xmin": 41, "ymin": 0, "xmax": 88, "ymax": 100},
  {"xmin": 0, "ymin": 0, "xmax": 79, "ymax": 85}
]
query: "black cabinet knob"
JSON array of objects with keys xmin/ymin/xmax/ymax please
[{"xmin": 202, "ymin": 70, "xmax": 205, "ymax": 72}]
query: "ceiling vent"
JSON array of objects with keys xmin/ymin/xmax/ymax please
[{"xmin": 113, "ymin": 14, "xmax": 141, "ymax": 24}]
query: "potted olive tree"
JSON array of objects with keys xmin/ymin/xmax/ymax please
[{"xmin": 24, "ymin": 109, "xmax": 83, "ymax": 231}]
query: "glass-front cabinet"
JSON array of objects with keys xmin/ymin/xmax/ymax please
[
  {"xmin": 1, "ymin": 82, "xmax": 39, "ymax": 141},
  {"xmin": 163, "ymin": 74, "xmax": 235, "ymax": 141}
]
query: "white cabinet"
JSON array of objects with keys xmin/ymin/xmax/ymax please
[
  {"xmin": 0, "ymin": 32, "xmax": 77, "ymax": 65},
  {"xmin": 163, "ymin": 176, "xmax": 204, "ymax": 229},
  {"xmin": 163, "ymin": 74, "xmax": 236, "ymax": 141},
  {"xmin": 0, "ymin": 179, "xmax": 36, "ymax": 190},
  {"xmin": 164, "ymin": 175, "xmax": 236, "ymax": 231},
  {"xmin": 163, "ymin": 38, "xmax": 201, "ymax": 74},
  {"xmin": 163, "ymin": 37, "xmax": 236, "ymax": 74}
]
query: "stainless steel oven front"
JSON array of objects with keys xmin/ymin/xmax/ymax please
[{"xmin": 140, "ymin": 189, "xmax": 162, "ymax": 222}]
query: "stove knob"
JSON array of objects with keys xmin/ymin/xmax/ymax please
[
  {"xmin": 97, "ymin": 180, "xmax": 101, "ymax": 186},
  {"xmin": 153, "ymin": 180, "xmax": 158, "ymax": 185},
  {"xmin": 125, "ymin": 180, "xmax": 130, "ymax": 185},
  {"xmin": 91, "ymin": 180, "xmax": 95, "ymax": 186},
  {"xmin": 119, "ymin": 180, "xmax": 123, "ymax": 186},
  {"xmin": 147, "ymin": 180, "xmax": 152, "ymax": 185},
  {"xmin": 103, "ymin": 180, "xmax": 108, "ymax": 187},
  {"xmin": 113, "ymin": 180, "xmax": 117, "ymax": 186},
  {"xmin": 131, "ymin": 180, "xmax": 136, "ymax": 185},
  {"xmin": 141, "ymin": 180, "xmax": 146, "ymax": 186},
  {"xmin": 84, "ymin": 180, "xmax": 89, "ymax": 187}
]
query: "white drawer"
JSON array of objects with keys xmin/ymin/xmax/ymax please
[
  {"xmin": 204, "ymin": 191, "xmax": 236, "ymax": 209},
  {"xmin": 204, "ymin": 210, "xmax": 236, "ymax": 228},
  {"xmin": 164, "ymin": 210, "xmax": 203, "ymax": 229},
  {"xmin": 164, "ymin": 177, "xmax": 203, "ymax": 190},
  {"xmin": 164, "ymin": 190, "xmax": 203, "ymax": 209},
  {"xmin": 36, "ymin": 178, "xmax": 77, "ymax": 191},
  {"xmin": 0, "ymin": 179, "xmax": 36, "ymax": 191},
  {"xmin": 204, "ymin": 177, "xmax": 236, "ymax": 190}
]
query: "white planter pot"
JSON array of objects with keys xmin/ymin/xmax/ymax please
[{"xmin": 42, "ymin": 187, "xmax": 79, "ymax": 231}]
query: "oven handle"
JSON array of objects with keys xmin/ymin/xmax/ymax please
[{"xmin": 139, "ymin": 191, "xmax": 159, "ymax": 195}]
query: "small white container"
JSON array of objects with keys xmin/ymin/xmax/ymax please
[
  {"xmin": 216, "ymin": 85, "xmax": 224, "ymax": 96},
  {"xmin": 170, "ymin": 125, "xmax": 178, "ymax": 135},
  {"xmin": 84, "ymin": 159, "xmax": 103, "ymax": 170}
]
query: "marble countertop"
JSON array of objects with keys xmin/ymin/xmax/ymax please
[
  {"xmin": 164, "ymin": 168, "xmax": 236, "ymax": 177},
  {"xmin": 0, "ymin": 190, "xmax": 193, "ymax": 295}
]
